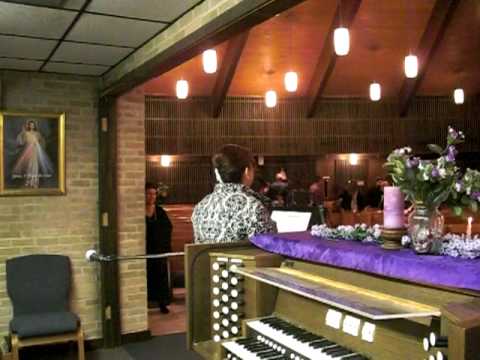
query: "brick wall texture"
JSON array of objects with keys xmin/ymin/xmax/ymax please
[
  {"xmin": 116, "ymin": 88, "xmax": 148, "ymax": 334},
  {"xmin": 0, "ymin": 71, "xmax": 149, "ymax": 340},
  {"xmin": 0, "ymin": 71, "xmax": 101, "ymax": 338}
]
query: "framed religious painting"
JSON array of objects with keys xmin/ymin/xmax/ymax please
[{"xmin": 0, "ymin": 111, "xmax": 65, "ymax": 196}]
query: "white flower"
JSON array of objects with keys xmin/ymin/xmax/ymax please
[
  {"xmin": 455, "ymin": 182, "xmax": 462, "ymax": 192},
  {"xmin": 399, "ymin": 149, "xmax": 405, "ymax": 155},
  {"xmin": 404, "ymin": 147, "xmax": 412, "ymax": 154},
  {"xmin": 360, "ymin": 223, "xmax": 368, "ymax": 230},
  {"xmin": 438, "ymin": 168, "xmax": 447, "ymax": 178},
  {"xmin": 466, "ymin": 187, "xmax": 472, "ymax": 195},
  {"xmin": 401, "ymin": 235, "xmax": 411, "ymax": 246},
  {"xmin": 373, "ymin": 229, "xmax": 382, "ymax": 238},
  {"xmin": 423, "ymin": 172, "xmax": 430, "ymax": 181}
]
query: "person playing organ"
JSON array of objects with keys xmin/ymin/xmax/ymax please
[{"xmin": 191, "ymin": 144, "xmax": 277, "ymax": 244}]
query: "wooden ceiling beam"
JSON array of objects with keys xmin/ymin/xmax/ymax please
[
  {"xmin": 305, "ymin": 0, "xmax": 362, "ymax": 118},
  {"xmin": 101, "ymin": 0, "xmax": 308, "ymax": 97},
  {"xmin": 398, "ymin": 0, "xmax": 460, "ymax": 117},
  {"xmin": 211, "ymin": 31, "xmax": 250, "ymax": 118}
]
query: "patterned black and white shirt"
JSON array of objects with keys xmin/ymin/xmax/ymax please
[{"xmin": 192, "ymin": 183, "xmax": 277, "ymax": 244}]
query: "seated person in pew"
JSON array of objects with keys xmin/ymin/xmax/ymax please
[{"xmin": 192, "ymin": 144, "xmax": 277, "ymax": 244}]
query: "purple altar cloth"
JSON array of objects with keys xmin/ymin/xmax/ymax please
[{"xmin": 250, "ymin": 232, "xmax": 480, "ymax": 293}]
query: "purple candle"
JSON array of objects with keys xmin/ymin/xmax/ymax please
[{"xmin": 383, "ymin": 186, "xmax": 405, "ymax": 229}]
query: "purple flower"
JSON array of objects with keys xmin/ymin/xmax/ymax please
[
  {"xmin": 446, "ymin": 145, "xmax": 458, "ymax": 162},
  {"xmin": 471, "ymin": 191, "xmax": 480, "ymax": 201},
  {"xmin": 406, "ymin": 157, "xmax": 420, "ymax": 168},
  {"xmin": 431, "ymin": 167, "xmax": 440, "ymax": 178}
]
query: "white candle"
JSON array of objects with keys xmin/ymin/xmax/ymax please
[{"xmin": 466, "ymin": 217, "xmax": 473, "ymax": 239}]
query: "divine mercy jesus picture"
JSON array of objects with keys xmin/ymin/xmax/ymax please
[{"xmin": 0, "ymin": 111, "xmax": 65, "ymax": 196}]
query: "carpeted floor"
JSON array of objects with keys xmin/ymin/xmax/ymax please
[{"xmin": 16, "ymin": 333, "xmax": 202, "ymax": 360}]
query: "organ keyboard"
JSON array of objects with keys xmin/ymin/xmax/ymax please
[{"xmin": 186, "ymin": 242, "xmax": 480, "ymax": 360}]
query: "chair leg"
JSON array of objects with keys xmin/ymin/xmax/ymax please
[
  {"xmin": 11, "ymin": 334, "xmax": 19, "ymax": 360},
  {"xmin": 77, "ymin": 327, "xmax": 85, "ymax": 360}
]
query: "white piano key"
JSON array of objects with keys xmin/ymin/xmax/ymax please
[{"xmin": 222, "ymin": 341, "xmax": 260, "ymax": 360}]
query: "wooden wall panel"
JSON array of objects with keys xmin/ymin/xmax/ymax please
[
  {"xmin": 146, "ymin": 96, "xmax": 480, "ymax": 156},
  {"xmin": 145, "ymin": 95, "xmax": 479, "ymax": 203}
]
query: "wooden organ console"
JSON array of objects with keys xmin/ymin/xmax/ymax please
[{"xmin": 186, "ymin": 242, "xmax": 480, "ymax": 360}]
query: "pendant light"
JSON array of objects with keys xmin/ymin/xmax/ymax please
[
  {"xmin": 284, "ymin": 71, "xmax": 298, "ymax": 92},
  {"xmin": 265, "ymin": 90, "xmax": 277, "ymax": 108},
  {"xmin": 160, "ymin": 155, "xmax": 172, "ymax": 167},
  {"xmin": 349, "ymin": 153, "xmax": 359, "ymax": 166},
  {"xmin": 404, "ymin": 54, "xmax": 418, "ymax": 78},
  {"xmin": 176, "ymin": 79, "xmax": 189, "ymax": 99},
  {"xmin": 334, "ymin": 27, "xmax": 350, "ymax": 56},
  {"xmin": 369, "ymin": 82, "xmax": 381, "ymax": 101},
  {"xmin": 453, "ymin": 88, "xmax": 464, "ymax": 104},
  {"xmin": 202, "ymin": 49, "xmax": 217, "ymax": 74}
]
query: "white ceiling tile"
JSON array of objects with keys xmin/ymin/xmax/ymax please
[
  {"xmin": 2, "ymin": 0, "xmax": 85, "ymax": 10},
  {"xmin": 43, "ymin": 62, "xmax": 108, "ymax": 75},
  {"xmin": 0, "ymin": 35, "xmax": 56, "ymax": 59},
  {"xmin": 66, "ymin": 13, "xmax": 165, "ymax": 47},
  {"xmin": 87, "ymin": 0, "xmax": 200, "ymax": 22},
  {"xmin": 0, "ymin": 58, "xmax": 43, "ymax": 70},
  {"xmin": 51, "ymin": 42, "xmax": 132, "ymax": 65},
  {"xmin": 0, "ymin": 2, "xmax": 76, "ymax": 38}
]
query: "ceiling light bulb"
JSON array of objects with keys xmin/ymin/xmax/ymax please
[
  {"xmin": 349, "ymin": 153, "xmax": 359, "ymax": 166},
  {"xmin": 202, "ymin": 49, "xmax": 217, "ymax": 74},
  {"xmin": 453, "ymin": 88, "xmax": 464, "ymax": 104},
  {"xmin": 404, "ymin": 55, "xmax": 418, "ymax": 78},
  {"xmin": 160, "ymin": 155, "xmax": 171, "ymax": 167},
  {"xmin": 265, "ymin": 90, "xmax": 277, "ymax": 108},
  {"xmin": 284, "ymin": 71, "xmax": 298, "ymax": 92},
  {"xmin": 176, "ymin": 79, "xmax": 189, "ymax": 99},
  {"xmin": 369, "ymin": 83, "xmax": 381, "ymax": 101},
  {"xmin": 334, "ymin": 27, "xmax": 350, "ymax": 56}
]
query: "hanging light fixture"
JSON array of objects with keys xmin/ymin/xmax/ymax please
[
  {"xmin": 334, "ymin": 27, "xmax": 350, "ymax": 56},
  {"xmin": 404, "ymin": 54, "xmax": 418, "ymax": 78},
  {"xmin": 176, "ymin": 79, "xmax": 189, "ymax": 99},
  {"xmin": 453, "ymin": 88, "xmax": 464, "ymax": 104},
  {"xmin": 284, "ymin": 71, "xmax": 298, "ymax": 92},
  {"xmin": 265, "ymin": 90, "xmax": 277, "ymax": 108},
  {"xmin": 160, "ymin": 155, "xmax": 172, "ymax": 167},
  {"xmin": 349, "ymin": 153, "xmax": 359, "ymax": 166},
  {"xmin": 369, "ymin": 82, "xmax": 381, "ymax": 101},
  {"xmin": 202, "ymin": 49, "xmax": 217, "ymax": 74}
]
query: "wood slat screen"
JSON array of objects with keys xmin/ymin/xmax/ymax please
[
  {"xmin": 145, "ymin": 96, "xmax": 479, "ymax": 203},
  {"xmin": 146, "ymin": 96, "xmax": 480, "ymax": 156}
]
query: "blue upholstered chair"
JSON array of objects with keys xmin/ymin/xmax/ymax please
[{"xmin": 6, "ymin": 254, "xmax": 85, "ymax": 360}]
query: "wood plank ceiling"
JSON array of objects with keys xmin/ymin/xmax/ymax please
[{"xmin": 142, "ymin": 0, "xmax": 480, "ymax": 103}]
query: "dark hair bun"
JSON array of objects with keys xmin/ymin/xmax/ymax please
[{"xmin": 212, "ymin": 144, "xmax": 254, "ymax": 183}]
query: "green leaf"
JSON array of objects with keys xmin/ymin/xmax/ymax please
[
  {"xmin": 453, "ymin": 206, "xmax": 463, "ymax": 216},
  {"xmin": 471, "ymin": 201, "xmax": 478, "ymax": 213},
  {"xmin": 427, "ymin": 144, "xmax": 444, "ymax": 154}
]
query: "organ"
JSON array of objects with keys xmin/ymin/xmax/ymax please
[{"xmin": 186, "ymin": 238, "xmax": 480, "ymax": 360}]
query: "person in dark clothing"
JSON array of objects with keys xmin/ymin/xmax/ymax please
[
  {"xmin": 366, "ymin": 178, "xmax": 385, "ymax": 209},
  {"xmin": 145, "ymin": 182, "xmax": 173, "ymax": 314},
  {"xmin": 338, "ymin": 187, "xmax": 352, "ymax": 211}
]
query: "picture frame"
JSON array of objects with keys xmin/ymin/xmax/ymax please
[{"xmin": 0, "ymin": 111, "xmax": 65, "ymax": 196}]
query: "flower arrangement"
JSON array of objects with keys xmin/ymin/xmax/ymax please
[
  {"xmin": 311, "ymin": 224, "xmax": 382, "ymax": 243},
  {"xmin": 384, "ymin": 126, "xmax": 480, "ymax": 214},
  {"xmin": 440, "ymin": 233, "xmax": 480, "ymax": 259}
]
